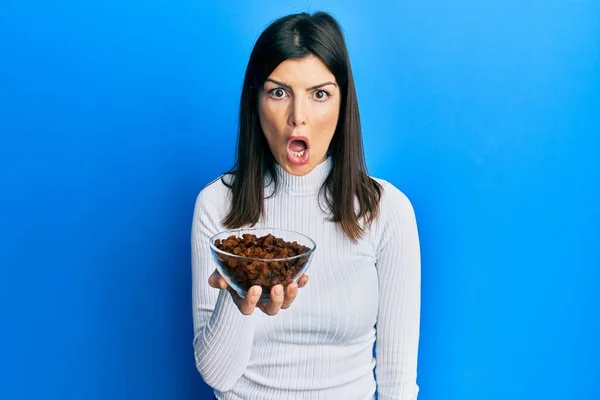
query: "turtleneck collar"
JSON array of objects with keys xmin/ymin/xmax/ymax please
[{"xmin": 273, "ymin": 156, "xmax": 333, "ymax": 194}]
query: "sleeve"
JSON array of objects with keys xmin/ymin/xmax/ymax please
[
  {"xmin": 374, "ymin": 184, "xmax": 421, "ymax": 399},
  {"xmin": 191, "ymin": 187, "xmax": 259, "ymax": 391}
]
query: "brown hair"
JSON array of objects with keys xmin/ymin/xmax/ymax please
[{"xmin": 222, "ymin": 11, "xmax": 382, "ymax": 242}]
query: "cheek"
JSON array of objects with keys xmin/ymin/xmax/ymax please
[
  {"xmin": 313, "ymin": 103, "xmax": 340, "ymax": 143},
  {"xmin": 259, "ymin": 102, "xmax": 286, "ymax": 142}
]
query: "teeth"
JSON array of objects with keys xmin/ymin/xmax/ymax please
[{"xmin": 292, "ymin": 149, "xmax": 305, "ymax": 158}]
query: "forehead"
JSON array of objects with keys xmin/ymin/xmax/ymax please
[{"xmin": 266, "ymin": 55, "xmax": 336, "ymax": 86}]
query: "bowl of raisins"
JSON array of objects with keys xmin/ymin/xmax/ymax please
[{"xmin": 209, "ymin": 228, "xmax": 317, "ymax": 302}]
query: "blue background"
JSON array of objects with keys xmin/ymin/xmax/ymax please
[{"xmin": 1, "ymin": 1, "xmax": 598, "ymax": 399}]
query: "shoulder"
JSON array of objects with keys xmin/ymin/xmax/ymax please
[
  {"xmin": 369, "ymin": 176, "xmax": 420, "ymax": 253},
  {"xmin": 193, "ymin": 173, "xmax": 234, "ymax": 218},
  {"xmin": 371, "ymin": 177, "xmax": 416, "ymax": 221}
]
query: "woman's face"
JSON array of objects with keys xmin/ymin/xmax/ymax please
[{"xmin": 258, "ymin": 55, "xmax": 341, "ymax": 176}]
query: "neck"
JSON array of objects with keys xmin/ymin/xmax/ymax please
[{"xmin": 273, "ymin": 157, "xmax": 333, "ymax": 194}]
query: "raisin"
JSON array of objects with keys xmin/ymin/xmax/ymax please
[{"xmin": 214, "ymin": 233, "xmax": 311, "ymax": 293}]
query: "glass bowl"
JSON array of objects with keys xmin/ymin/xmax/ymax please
[{"xmin": 209, "ymin": 227, "xmax": 317, "ymax": 303}]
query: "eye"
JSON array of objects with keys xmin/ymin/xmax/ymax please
[
  {"xmin": 268, "ymin": 88, "xmax": 287, "ymax": 100},
  {"xmin": 313, "ymin": 90, "xmax": 330, "ymax": 102}
]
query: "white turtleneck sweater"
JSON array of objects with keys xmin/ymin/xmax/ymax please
[{"xmin": 191, "ymin": 158, "xmax": 421, "ymax": 400}]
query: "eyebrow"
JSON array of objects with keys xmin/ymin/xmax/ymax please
[{"xmin": 265, "ymin": 78, "xmax": 337, "ymax": 91}]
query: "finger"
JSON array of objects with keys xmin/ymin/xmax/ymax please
[
  {"xmin": 281, "ymin": 282, "xmax": 298, "ymax": 309},
  {"xmin": 209, "ymin": 270, "xmax": 229, "ymax": 290},
  {"xmin": 262, "ymin": 285, "xmax": 284, "ymax": 316},
  {"xmin": 217, "ymin": 276, "xmax": 228, "ymax": 289},
  {"xmin": 298, "ymin": 275, "xmax": 309, "ymax": 288},
  {"xmin": 208, "ymin": 270, "xmax": 223, "ymax": 289},
  {"xmin": 238, "ymin": 286, "xmax": 262, "ymax": 315}
]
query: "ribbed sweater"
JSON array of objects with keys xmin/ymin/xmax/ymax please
[{"xmin": 191, "ymin": 157, "xmax": 421, "ymax": 399}]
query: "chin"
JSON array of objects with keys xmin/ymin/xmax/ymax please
[{"xmin": 280, "ymin": 159, "xmax": 309, "ymax": 175}]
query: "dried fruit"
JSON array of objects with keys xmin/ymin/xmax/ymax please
[{"xmin": 214, "ymin": 233, "xmax": 311, "ymax": 292}]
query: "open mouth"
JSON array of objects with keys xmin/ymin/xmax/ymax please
[
  {"xmin": 289, "ymin": 137, "xmax": 308, "ymax": 156},
  {"xmin": 286, "ymin": 136, "xmax": 310, "ymax": 165}
]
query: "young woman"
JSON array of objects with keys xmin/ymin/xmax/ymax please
[{"xmin": 191, "ymin": 11, "xmax": 421, "ymax": 400}]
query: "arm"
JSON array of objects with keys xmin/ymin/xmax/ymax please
[
  {"xmin": 191, "ymin": 187, "xmax": 258, "ymax": 391},
  {"xmin": 375, "ymin": 184, "xmax": 421, "ymax": 399}
]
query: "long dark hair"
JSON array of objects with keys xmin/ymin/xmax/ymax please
[{"xmin": 221, "ymin": 11, "xmax": 382, "ymax": 242}]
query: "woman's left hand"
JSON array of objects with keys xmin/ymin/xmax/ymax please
[
  {"xmin": 209, "ymin": 271, "xmax": 309, "ymax": 316},
  {"xmin": 260, "ymin": 274, "xmax": 309, "ymax": 314}
]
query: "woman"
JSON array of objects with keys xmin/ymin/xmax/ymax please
[{"xmin": 191, "ymin": 11, "xmax": 421, "ymax": 400}]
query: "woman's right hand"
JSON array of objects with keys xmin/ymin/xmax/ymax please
[{"xmin": 208, "ymin": 269, "xmax": 309, "ymax": 316}]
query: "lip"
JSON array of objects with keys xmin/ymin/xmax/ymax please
[{"xmin": 286, "ymin": 135, "xmax": 310, "ymax": 166}]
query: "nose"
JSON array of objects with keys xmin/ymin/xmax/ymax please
[{"xmin": 288, "ymin": 96, "xmax": 306, "ymax": 126}]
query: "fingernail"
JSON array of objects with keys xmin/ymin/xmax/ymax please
[
  {"xmin": 251, "ymin": 287, "xmax": 260, "ymax": 297},
  {"xmin": 274, "ymin": 286, "xmax": 283, "ymax": 296}
]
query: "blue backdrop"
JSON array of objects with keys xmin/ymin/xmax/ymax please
[{"xmin": 1, "ymin": 1, "xmax": 598, "ymax": 399}]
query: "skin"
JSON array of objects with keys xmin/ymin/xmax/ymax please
[
  {"xmin": 209, "ymin": 55, "xmax": 341, "ymax": 316},
  {"xmin": 260, "ymin": 54, "xmax": 340, "ymax": 176}
]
